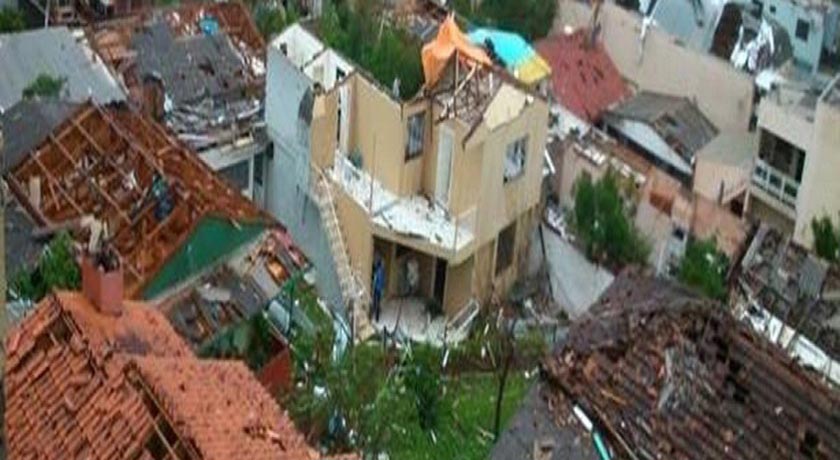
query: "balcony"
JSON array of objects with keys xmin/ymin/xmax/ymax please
[{"xmin": 752, "ymin": 158, "xmax": 799, "ymax": 209}]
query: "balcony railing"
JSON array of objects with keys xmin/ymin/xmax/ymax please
[{"xmin": 752, "ymin": 158, "xmax": 799, "ymax": 209}]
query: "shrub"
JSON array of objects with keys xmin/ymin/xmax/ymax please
[
  {"xmin": 572, "ymin": 171, "xmax": 650, "ymax": 268},
  {"xmin": 678, "ymin": 238, "xmax": 729, "ymax": 300}
]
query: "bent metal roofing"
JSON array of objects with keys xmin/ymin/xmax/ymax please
[
  {"xmin": 3, "ymin": 102, "xmax": 271, "ymax": 298},
  {"xmin": 3, "ymin": 291, "xmax": 329, "ymax": 459}
]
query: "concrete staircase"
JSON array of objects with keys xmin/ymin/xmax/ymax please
[{"xmin": 311, "ymin": 168, "xmax": 375, "ymax": 341}]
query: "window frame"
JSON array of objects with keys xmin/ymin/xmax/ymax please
[
  {"xmin": 795, "ymin": 19, "xmax": 810, "ymax": 42},
  {"xmin": 405, "ymin": 111, "xmax": 426, "ymax": 161},
  {"xmin": 503, "ymin": 136, "xmax": 529, "ymax": 184}
]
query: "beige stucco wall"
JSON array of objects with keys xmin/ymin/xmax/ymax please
[
  {"xmin": 444, "ymin": 255, "xmax": 475, "ymax": 316},
  {"xmin": 465, "ymin": 93, "xmax": 549, "ymax": 249},
  {"xmin": 756, "ymin": 98, "xmax": 814, "ymax": 153},
  {"xmin": 555, "ymin": 0, "xmax": 754, "ymax": 133},
  {"xmin": 334, "ymin": 188, "xmax": 374, "ymax": 290},
  {"xmin": 349, "ymin": 75, "xmax": 405, "ymax": 193},
  {"xmin": 311, "ymin": 89, "xmax": 339, "ymax": 170},
  {"xmin": 794, "ymin": 100, "xmax": 840, "ymax": 246}
]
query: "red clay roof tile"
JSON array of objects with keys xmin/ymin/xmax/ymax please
[
  {"xmin": 536, "ymin": 30, "xmax": 629, "ymax": 123},
  {"xmin": 5, "ymin": 291, "xmax": 337, "ymax": 459}
]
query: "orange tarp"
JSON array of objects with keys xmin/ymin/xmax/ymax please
[{"xmin": 422, "ymin": 14, "xmax": 491, "ymax": 87}]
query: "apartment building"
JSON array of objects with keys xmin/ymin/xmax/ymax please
[
  {"xmin": 266, "ymin": 18, "xmax": 548, "ymax": 334},
  {"xmin": 747, "ymin": 73, "xmax": 840, "ymax": 247}
]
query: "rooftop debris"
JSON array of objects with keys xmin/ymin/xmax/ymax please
[
  {"xmin": 735, "ymin": 224, "xmax": 840, "ymax": 381},
  {"xmin": 545, "ymin": 273, "xmax": 840, "ymax": 460},
  {"xmin": 536, "ymin": 29, "xmax": 629, "ymax": 123},
  {"xmin": 4, "ymin": 291, "xmax": 339, "ymax": 459},
  {"xmin": 608, "ymin": 91, "xmax": 719, "ymax": 174},
  {"xmin": 159, "ymin": 228, "xmax": 309, "ymax": 349},
  {"xmin": 91, "ymin": 1, "xmax": 266, "ymax": 153},
  {"xmin": 4, "ymin": 101, "xmax": 269, "ymax": 298}
]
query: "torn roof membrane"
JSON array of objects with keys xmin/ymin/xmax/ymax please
[{"xmin": 5, "ymin": 102, "xmax": 269, "ymax": 298}]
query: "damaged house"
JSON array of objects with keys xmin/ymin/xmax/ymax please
[
  {"xmin": 266, "ymin": 9, "xmax": 549, "ymax": 340},
  {"xmin": 524, "ymin": 273, "xmax": 840, "ymax": 460},
  {"xmin": 603, "ymin": 91, "xmax": 719, "ymax": 182},
  {"xmin": 91, "ymin": 2, "xmax": 268, "ymax": 201},
  {"xmin": 640, "ymin": 0, "xmax": 838, "ymax": 74},
  {"xmin": 3, "ymin": 255, "xmax": 352, "ymax": 459},
  {"xmin": 2, "ymin": 100, "xmax": 307, "ymax": 310},
  {"xmin": 746, "ymin": 73, "xmax": 840, "ymax": 247},
  {"xmin": 734, "ymin": 223, "xmax": 840, "ymax": 386}
]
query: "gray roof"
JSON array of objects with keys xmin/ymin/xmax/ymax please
[
  {"xmin": 0, "ymin": 99, "xmax": 80, "ymax": 174},
  {"xmin": 0, "ymin": 27, "xmax": 126, "ymax": 111},
  {"xmin": 5, "ymin": 197, "xmax": 43, "ymax": 285},
  {"xmin": 609, "ymin": 91, "xmax": 718, "ymax": 160},
  {"xmin": 132, "ymin": 22, "xmax": 249, "ymax": 105}
]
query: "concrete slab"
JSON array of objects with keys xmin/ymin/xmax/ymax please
[{"xmin": 538, "ymin": 224, "xmax": 614, "ymax": 319}]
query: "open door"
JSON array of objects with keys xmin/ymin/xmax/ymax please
[{"xmin": 435, "ymin": 127, "xmax": 454, "ymax": 206}]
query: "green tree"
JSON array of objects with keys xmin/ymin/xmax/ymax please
[
  {"xmin": 255, "ymin": 2, "xmax": 299, "ymax": 41},
  {"xmin": 678, "ymin": 238, "xmax": 729, "ymax": 300},
  {"xmin": 451, "ymin": 0, "xmax": 557, "ymax": 41},
  {"xmin": 22, "ymin": 74, "xmax": 66, "ymax": 100},
  {"xmin": 9, "ymin": 232, "xmax": 80, "ymax": 302},
  {"xmin": 318, "ymin": 0, "xmax": 424, "ymax": 98},
  {"xmin": 572, "ymin": 172, "xmax": 650, "ymax": 268},
  {"xmin": 0, "ymin": 7, "xmax": 25, "ymax": 33},
  {"xmin": 811, "ymin": 216, "xmax": 839, "ymax": 262}
]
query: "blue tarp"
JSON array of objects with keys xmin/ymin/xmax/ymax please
[
  {"xmin": 468, "ymin": 28, "xmax": 534, "ymax": 68},
  {"xmin": 199, "ymin": 17, "xmax": 220, "ymax": 36}
]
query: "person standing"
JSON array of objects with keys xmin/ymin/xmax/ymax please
[{"xmin": 372, "ymin": 257, "xmax": 385, "ymax": 322}]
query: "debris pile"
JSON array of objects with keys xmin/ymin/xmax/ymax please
[{"xmin": 545, "ymin": 274, "xmax": 840, "ymax": 460}]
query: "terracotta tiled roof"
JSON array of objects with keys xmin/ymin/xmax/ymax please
[
  {"xmin": 536, "ymin": 30, "xmax": 629, "ymax": 123},
  {"xmin": 4, "ymin": 292, "xmax": 334, "ymax": 460},
  {"xmin": 132, "ymin": 357, "xmax": 317, "ymax": 460},
  {"xmin": 4, "ymin": 292, "xmax": 187, "ymax": 459}
]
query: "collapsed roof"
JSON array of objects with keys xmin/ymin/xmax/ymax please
[
  {"xmin": 3, "ymin": 291, "xmax": 327, "ymax": 459},
  {"xmin": 91, "ymin": 2, "xmax": 266, "ymax": 152},
  {"xmin": 738, "ymin": 224, "xmax": 840, "ymax": 362},
  {"xmin": 3, "ymin": 101, "xmax": 269, "ymax": 298},
  {"xmin": 545, "ymin": 273, "xmax": 840, "ymax": 460},
  {"xmin": 606, "ymin": 91, "xmax": 719, "ymax": 169}
]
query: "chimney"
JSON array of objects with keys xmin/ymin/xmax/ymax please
[{"xmin": 81, "ymin": 247, "xmax": 124, "ymax": 316}]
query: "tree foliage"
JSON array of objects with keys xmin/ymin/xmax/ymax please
[
  {"xmin": 9, "ymin": 232, "xmax": 80, "ymax": 302},
  {"xmin": 572, "ymin": 172, "xmax": 650, "ymax": 268},
  {"xmin": 678, "ymin": 238, "xmax": 729, "ymax": 300},
  {"xmin": 811, "ymin": 216, "xmax": 839, "ymax": 262},
  {"xmin": 318, "ymin": 0, "xmax": 424, "ymax": 99},
  {"xmin": 451, "ymin": 0, "xmax": 557, "ymax": 41},
  {"xmin": 22, "ymin": 73, "xmax": 66, "ymax": 100},
  {"xmin": 0, "ymin": 7, "xmax": 25, "ymax": 33},
  {"xmin": 255, "ymin": 2, "xmax": 299, "ymax": 41}
]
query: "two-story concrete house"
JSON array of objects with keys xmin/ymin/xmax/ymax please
[
  {"xmin": 265, "ymin": 16, "xmax": 548, "ymax": 338},
  {"xmin": 747, "ymin": 73, "xmax": 840, "ymax": 247}
]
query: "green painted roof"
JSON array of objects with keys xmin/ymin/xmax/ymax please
[{"xmin": 142, "ymin": 216, "xmax": 266, "ymax": 299}]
